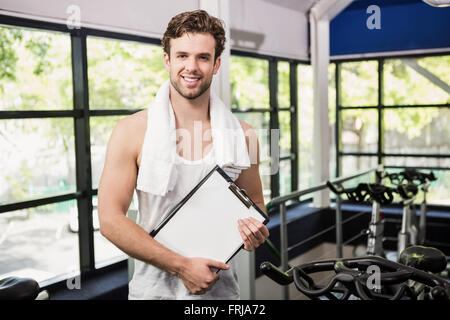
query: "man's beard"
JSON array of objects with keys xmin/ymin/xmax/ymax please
[{"xmin": 170, "ymin": 74, "xmax": 212, "ymax": 100}]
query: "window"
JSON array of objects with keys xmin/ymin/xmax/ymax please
[
  {"xmin": 277, "ymin": 61, "xmax": 292, "ymax": 195},
  {"xmin": 335, "ymin": 55, "xmax": 450, "ymax": 205},
  {"xmin": 231, "ymin": 55, "xmax": 303, "ymax": 201},
  {"xmin": 0, "ymin": 19, "xmax": 168, "ymax": 285},
  {"xmin": 339, "ymin": 61, "xmax": 378, "ymax": 107},
  {"xmin": 384, "ymin": 57, "xmax": 450, "ymax": 106},
  {"xmin": 87, "ymin": 36, "xmax": 166, "ymax": 110},
  {"xmin": 230, "ymin": 56, "xmax": 269, "ymax": 110},
  {"xmin": 0, "ymin": 25, "xmax": 73, "ymax": 111},
  {"xmin": 0, "ymin": 201, "xmax": 80, "ymax": 284},
  {"xmin": 0, "ymin": 23, "xmax": 77, "ymax": 283},
  {"xmin": 0, "ymin": 118, "xmax": 76, "ymax": 204},
  {"xmin": 341, "ymin": 109, "xmax": 378, "ymax": 153},
  {"xmin": 384, "ymin": 108, "xmax": 449, "ymax": 155},
  {"xmin": 230, "ymin": 55, "xmax": 273, "ymax": 201},
  {"xmin": 87, "ymin": 36, "xmax": 166, "ymax": 267},
  {"xmin": 298, "ymin": 64, "xmax": 314, "ymax": 190}
]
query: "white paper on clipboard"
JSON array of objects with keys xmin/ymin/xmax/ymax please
[{"xmin": 150, "ymin": 166, "xmax": 269, "ymax": 264}]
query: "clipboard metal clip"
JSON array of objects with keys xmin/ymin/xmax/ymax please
[{"xmin": 229, "ymin": 183, "xmax": 252, "ymax": 208}]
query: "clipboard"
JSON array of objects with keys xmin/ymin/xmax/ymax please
[{"xmin": 149, "ymin": 165, "xmax": 269, "ymax": 267}]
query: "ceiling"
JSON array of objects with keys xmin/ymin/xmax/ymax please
[{"xmin": 261, "ymin": 0, "xmax": 320, "ymax": 13}]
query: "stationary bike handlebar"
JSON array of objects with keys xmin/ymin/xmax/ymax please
[
  {"xmin": 377, "ymin": 169, "xmax": 437, "ymax": 187},
  {"xmin": 326, "ymin": 181, "xmax": 396, "ymax": 205},
  {"xmin": 260, "ymin": 255, "xmax": 449, "ymax": 300}
]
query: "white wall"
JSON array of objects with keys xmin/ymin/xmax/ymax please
[
  {"xmin": 0, "ymin": 0, "xmax": 199, "ymax": 38},
  {"xmin": 229, "ymin": 0, "xmax": 309, "ymax": 60}
]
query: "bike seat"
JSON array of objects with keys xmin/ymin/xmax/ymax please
[
  {"xmin": 0, "ymin": 277, "xmax": 40, "ymax": 300},
  {"xmin": 399, "ymin": 246, "xmax": 447, "ymax": 274}
]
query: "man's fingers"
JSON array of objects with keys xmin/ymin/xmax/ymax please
[
  {"xmin": 207, "ymin": 259, "xmax": 229, "ymax": 271},
  {"xmin": 248, "ymin": 217, "xmax": 270, "ymax": 238},
  {"xmin": 239, "ymin": 218, "xmax": 266, "ymax": 242},
  {"xmin": 238, "ymin": 219, "xmax": 259, "ymax": 249}
]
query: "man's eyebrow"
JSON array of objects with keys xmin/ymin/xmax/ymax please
[{"xmin": 173, "ymin": 51, "xmax": 212, "ymax": 57}]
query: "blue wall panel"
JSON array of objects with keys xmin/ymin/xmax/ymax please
[{"xmin": 330, "ymin": 0, "xmax": 450, "ymax": 55}]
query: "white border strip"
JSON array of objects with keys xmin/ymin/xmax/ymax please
[
  {"xmin": 0, "ymin": 9, "xmax": 162, "ymax": 40},
  {"xmin": 331, "ymin": 47, "xmax": 450, "ymax": 60}
]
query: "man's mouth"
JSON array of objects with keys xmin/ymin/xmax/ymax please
[{"xmin": 181, "ymin": 75, "xmax": 201, "ymax": 85}]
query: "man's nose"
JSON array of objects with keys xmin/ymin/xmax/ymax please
[{"xmin": 185, "ymin": 56, "xmax": 199, "ymax": 72}]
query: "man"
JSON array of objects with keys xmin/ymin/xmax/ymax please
[{"xmin": 98, "ymin": 10, "xmax": 269, "ymax": 300}]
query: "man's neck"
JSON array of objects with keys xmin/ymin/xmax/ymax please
[{"xmin": 169, "ymin": 85, "xmax": 211, "ymax": 129}]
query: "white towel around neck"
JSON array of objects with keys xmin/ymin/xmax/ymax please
[{"xmin": 136, "ymin": 80, "xmax": 251, "ymax": 196}]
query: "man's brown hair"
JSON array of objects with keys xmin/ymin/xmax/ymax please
[{"xmin": 162, "ymin": 10, "xmax": 226, "ymax": 61}]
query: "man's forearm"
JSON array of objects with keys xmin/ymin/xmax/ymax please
[{"xmin": 99, "ymin": 213, "xmax": 185, "ymax": 276}]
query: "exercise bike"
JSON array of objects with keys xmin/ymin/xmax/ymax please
[
  {"xmin": 260, "ymin": 245, "xmax": 449, "ymax": 300},
  {"xmin": 326, "ymin": 180, "xmax": 397, "ymax": 257},
  {"xmin": 377, "ymin": 169, "xmax": 437, "ymax": 250}
]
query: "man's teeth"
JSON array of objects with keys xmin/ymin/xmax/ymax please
[{"xmin": 184, "ymin": 77, "xmax": 199, "ymax": 82}]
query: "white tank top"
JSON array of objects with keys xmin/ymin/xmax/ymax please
[{"xmin": 129, "ymin": 146, "xmax": 240, "ymax": 300}]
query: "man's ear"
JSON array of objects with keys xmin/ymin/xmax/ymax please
[
  {"xmin": 163, "ymin": 52, "xmax": 170, "ymax": 72},
  {"xmin": 213, "ymin": 56, "xmax": 221, "ymax": 75}
]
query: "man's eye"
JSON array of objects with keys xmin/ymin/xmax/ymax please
[{"xmin": 200, "ymin": 56, "xmax": 209, "ymax": 60}]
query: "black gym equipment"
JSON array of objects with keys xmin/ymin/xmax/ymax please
[{"xmin": 261, "ymin": 245, "xmax": 449, "ymax": 300}]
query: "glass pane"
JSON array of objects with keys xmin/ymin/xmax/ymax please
[
  {"xmin": 0, "ymin": 118, "xmax": 76, "ymax": 205},
  {"xmin": 0, "ymin": 200, "xmax": 79, "ymax": 285},
  {"xmin": 279, "ymin": 111, "xmax": 291, "ymax": 157},
  {"xmin": 384, "ymin": 108, "xmax": 449, "ymax": 155},
  {"xmin": 279, "ymin": 160, "xmax": 291, "ymax": 196},
  {"xmin": 340, "ymin": 61, "xmax": 378, "ymax": 107},
  {"xmin": 384, "ymin": 157, "xmax": 450, "ymax": 168},
  {"xmin": 383, "ymin": 56, "xmax": 450, "ymax": 106},
  {"xmin": 278, "ymin": 61, "xmax": 290, "ymax": 108},
  {"xmin": 298, "ymin": 64, "xmax": 314, "ymax": 190},
  {"xmin": 340, "ymin": 156, "xmax": 378, "ymax": 182},
  {"xmin": 329, "ymin": 63, "xmax": 337, "ymax": 178},
  {"xmin": 427, "ymin": 170, "xmax": 450, "ymax": 205},
  {"xmin": 0, "ymin": 25, "xmax": 73, "ymax": 110},
  {"xmin": 87, "ymin": 36, "xmax": 166, "ymax": 109},
  {"xmin": 341, "ymin": 109, "xmax": 378, "ymax": 153},
  {"xmin": 90, "ymin": 115, "xmax": 126, "ymax": 189},
  {"xmin": 230, "ymin": 56, "xmax": 269, "ymax": 109}
]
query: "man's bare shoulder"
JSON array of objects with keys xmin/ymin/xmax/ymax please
[
  {"xmin": 113, "ymin": 109, "xmax": 147, "ymax": 134},
  {"xmin": 109, "ymin": 109, "xmax": 147, "ymax": 154}
]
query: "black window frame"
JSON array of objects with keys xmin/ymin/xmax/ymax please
[
  {"xmin": 230, "ymin": 49, "xmax": 311, "ymax": 198},
  {"xmin": 0, "ymin": 14, "xmax": 162, "ymax": 286},
  {"xmin": 332, "ymin": 53, "xmax": 450, "ymax": 187}
]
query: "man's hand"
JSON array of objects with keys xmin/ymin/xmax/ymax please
[
  {"xmin": 177, "ymin": 257, "xmax": 229, "ymax": 295},
  {"xmin": 238, "ymin": 217, "xmax": 270, "ymax": 251}
]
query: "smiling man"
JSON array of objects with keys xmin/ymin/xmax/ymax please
[{"xmin": 97, "ymin": 10, "xmax": 269, "ymax": 300}]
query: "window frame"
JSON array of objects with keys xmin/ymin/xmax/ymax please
[{"xmin": 332, "ymin": 53, "xmax": 450, "ymax": 179}]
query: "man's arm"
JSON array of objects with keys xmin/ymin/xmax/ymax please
[
  {"xmin": 97, "ymin": 114, "xmax": 228, "ymax": 295},
  {"xmin": 234, "ymin": 121, "xmax": 270, "ymax": 251}
]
